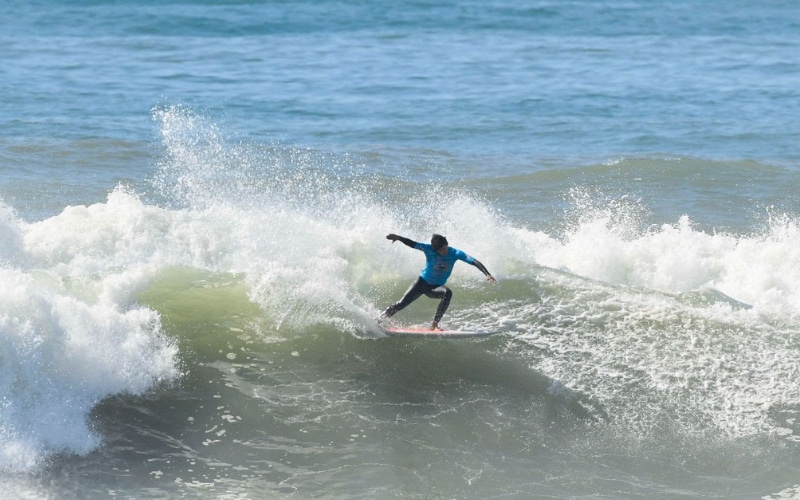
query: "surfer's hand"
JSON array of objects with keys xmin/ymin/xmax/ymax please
[
  {"xmin": 487, "ymin": 275, "xmax": 496, "ymax": 283},
  {"xmin": 386, "ymin": 234, "xmax": 417, "ymax": 248}
]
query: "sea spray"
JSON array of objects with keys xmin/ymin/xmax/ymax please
[{"xmin": 148, "ymin": 106, "xmax": 519, "ymax": 332}]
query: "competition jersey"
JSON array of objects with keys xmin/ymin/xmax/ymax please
[{"xmin": 415, "ymin": 243, "xmax": 475, "ymax": 286}]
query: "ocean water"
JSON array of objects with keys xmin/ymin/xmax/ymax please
[{"xmin": 3, "ymin": 0, "xmax": 800, "ymax": 498}]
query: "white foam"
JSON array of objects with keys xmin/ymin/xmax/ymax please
[
  {"xmin": 533, "ymin": 192, "xmax": 800, "ymax": 322},
  {"xmin": 1, "ymin": 194, "xmax": 179, "ymax": 473},
  {"xmin": 0, "ymin": 199, "xmax": 23, "ymax": 266},
  {"xmin": 506, "ymin": 192, "xmax": 800, "ymax": 437},
  {"xmin": 764, "ymin": 484, "xmax": 800, "ymax": 500}
]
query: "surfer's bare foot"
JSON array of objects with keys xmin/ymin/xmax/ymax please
[{"xmin": 431, "ymin": 323, "xmax": 442, "ymax": 332}]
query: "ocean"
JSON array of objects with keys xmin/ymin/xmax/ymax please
[{"xmin": 2, "ymin": 1, "xmax": 800, "ymax": 498}]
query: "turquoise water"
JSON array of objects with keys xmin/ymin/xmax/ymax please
[{"xmin": 3, "ymin": 1, "xmax": 800, "ymax": 498}]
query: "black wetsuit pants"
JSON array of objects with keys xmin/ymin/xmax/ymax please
[{"xmin": 382, "ymin": 277, "xmax": 452, "ymax": 323}]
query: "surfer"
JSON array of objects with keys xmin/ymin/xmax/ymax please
[{"xmin": 380, "ymin": 233, "xmax": 496, "ymax": 331}]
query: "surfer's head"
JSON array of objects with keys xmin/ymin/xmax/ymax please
[{"xmin": 431, "ymin": 234, "xmax": 448, "ymax": 251}]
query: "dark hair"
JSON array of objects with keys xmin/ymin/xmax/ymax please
[{"xmin": 431, "ymin": 234, "xmax": 448, "ymax": 250}]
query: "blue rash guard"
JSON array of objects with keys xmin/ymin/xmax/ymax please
[{"xmin": 415, "ymin": 243, "xmax": 475, "ymax": 286}]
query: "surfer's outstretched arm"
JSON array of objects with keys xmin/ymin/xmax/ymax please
[
  {"xmin": 471, "ymin": 259, "xmax": 497, "ymax": 283},
  {"xmin": 386, "ymin": 234, "xmax": 417, "ymax": 248}
]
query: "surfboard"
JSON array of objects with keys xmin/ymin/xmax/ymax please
[{"xmin": 378, "ymin": 325, "xmax": 499, "ymax": 338}]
